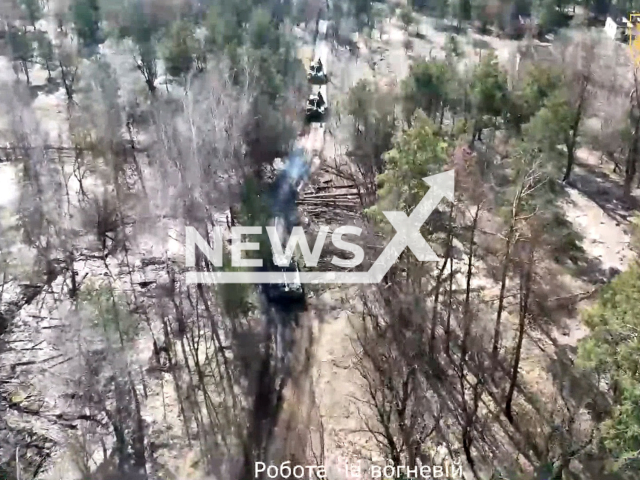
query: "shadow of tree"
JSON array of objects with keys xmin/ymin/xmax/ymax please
[
  {"xmin": 431, "ymin": 22, "xmax": 463, "ymax": 35},
  {"xmin": 568, "ymin": 163, "xmax": 639, "ymax": 224},
  {"xmin": 27, "ymin": 79, "xmax": 61, "ymax": 99},
  {"xmin": 470, "ymin": 38, "xmax": 494, "ymax": 51},
  {"xmin": 542, "ymin": 342, "xmax": 630, "ymax": 480}
]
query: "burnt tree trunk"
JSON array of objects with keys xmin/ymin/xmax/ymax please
[
  {"xmin": 625, "ymin": 76, "xmax": 640, "ymax": 199},
  {"xmin": 505, "ymin": 244, "xmax": 534, "ymax": 423},
  {"xmin": 562, "ymin": 94, "xmax": 585, "ymax": 183},
  {"xmin": 461, "ymin": 205, "xmax": 481, "ymax": 371},
  {"xmin": 429, "ymin": 205, "xmax": 455, "ymax": 352},
  {"xmin": 492, "ymin": 221, "xmax": 516, "ymax": 357}
]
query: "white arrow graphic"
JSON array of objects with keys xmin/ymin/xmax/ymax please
[{"xmin": 366, "ymin": 170, "xmax": 455, "ymax": 283}]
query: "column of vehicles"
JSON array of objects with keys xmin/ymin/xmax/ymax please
[
  {"xmin": 246, "ymin": 32, "xmax": 332, "ymax": 378},
  {"xmin": 260, "ymin": 149, "xmax": 308, "ymax": 309},
  {"xmin": 305, "ymin": 56, "xmax": 328, "ymax": 122},
  {"xmin": 259, "ymin": 43, "xmax": 329, "ymax": 308}
]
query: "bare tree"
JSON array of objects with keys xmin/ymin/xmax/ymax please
[
  {"xmin": 150, "ymin": 67, "xmax": 252, "ymax": 225},
  {"xmin": 491, "ymin": 157, "xmax": 542, "ymax": 358},
  {"xmin": 2, "ymin": 84, "xmax": 68, "ymax": 285},
  {"xmin": 504, "ymin": 239, "xmax": 535, "ymax": 423},
  {"xmin": 57, "ymin": 37, "xmax": 79, "ymax": 104},
  {"xmin": 353, "ymin": 297, "xmax": 441, "ymax": 469},
  {"xmin": 558, "ymin": 33, "xmax": 599, "ymax": 183},
  {"xmin": 62, "ymin": 282, "xmax": 149, "ymax": 479},
  {"xmin": 624, "ymin": 69, "xmax": 640, "ymax": 199}
]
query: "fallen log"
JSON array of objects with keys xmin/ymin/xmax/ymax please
[
  {"xmin": 297, "ymin": 200, "xmax": 360, "ymax": 207},
  {"xmin": 310, "ymin": 183, "xmax": 357, "ymax": 191},
  {"xmin": 301, "ymin": 192, "xmax": 360, "ymax": 199}
]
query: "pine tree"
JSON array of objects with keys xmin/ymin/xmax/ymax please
[{"xmin": 71, "ymin": 0, "xmax": 102, "ymax": 51}]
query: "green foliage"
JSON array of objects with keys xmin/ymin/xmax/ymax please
[
  {"xmin": 248, "ymin": 7, "xmax": 279, "ymax": 51},
  {"xmin": 347, "ymin": 79, "xmax": 374, "ymax": 119},
  {"xmin": 578, "ymin": 264, "xmax": 640, "ymax": 471},
  {"xmin": 35, "ymin": 31, "xmax": 54, "ymax": 64},
  {"xmin": 207, "ymin": 2, "xmax": 302, "ymax": 168},
  {"xmin": 452, "ymin": 117, "xmax": 470, "ymax": 138},
  {"xmin": 534, "ymin": 0, "xmax": 570, "ymax": 33},
  {"xmin": 402, "ymin": 58, "xmax": 454, "ymax": 121},
  {"xmin": 203, "ymin": 0, "xmax": 305, "ymax": 165},
  {"xmin": 205, "ymin": 4, "xmax": 242, "ymax": 52},
  {"xmin": 117, "ymin": 1, "xmax": 156, "ymax": 44},
  {"xmin": 399, "ymin": 5, "xmax": 414, "ymax": 30},
  {"xmin": 202, "ymin": 0, "xmax": 278, "ymax": 53},
  {"xmin": 520, "ymin": 66, "xmax": 562, "ymax": 114},
  {"xmin": 71, "ymin": 0, "xmax": 102, "ymax": 50},
  {"xmin": 114, "ymin": 1, "xmax": 166, "ymax": 91},
  {"xmin": 229, "ymin": 0, "xmax": 255, "ymax": 26},
  {"xmin": 348, "ymin": 0, "xmax": 374, "ymax": 29},
  {"xmin": 545, "ymin": 210, "xmax": 585, "ymax": 264},
  {"xmin": 470, "ymin": 51, "xmax": 509, "ymax": 121},
  {"xmin": 244, "ymin": 9, "xmax": 298, "ymax": 100},
  {"xmin": 239, "ymin": 175, "xmax": 274, "ymax": 262},
  {"xmin": 7, "ymin": 27, "xmax": 34, "ymax": 65},
  {"xmin": 162, "ymin": 20, "xmax": 197, "ymax": 78},
  {"xmin": 347, "ymin": 79, "xmax": 396, "ymax": 131},
  {"xmin": 18, "ymin": 0, "xmax": 43, "ymax": 26},
  {"xmin": 249, "ymin": 47, "xmax": 286, "ymax": 99},
  {"xmin": 229, "ymin": 9, "xmax": 302, "ymax": 101},
  {"xmin": 523, "ymin": 90, "xmax": 574, "ymax": 156},
  {"xmin": 369, "ymin": 113, "xmax": 449, "ymax": 217},
  {"xmin": 508, "ymin": 65, "xmax": 563, "ymax": 131},
  {"xmin": 409, "ymin": 0, "xmax": 448, "ymax": 17},
  {"xmin": 614, "ymin": 0, "xmax": 640, "ymax": 17},
  {"xmin": 502, "ymin": 135, "xmax": 564, "ymax": 219},
  {"xmin": 346, "ymin": 79, "xmax": 397, "ymax": 177},
  {"xmin": 134, "ymin": 38, "xmax": 158, "ymax": 91},
  {"xmin": 35, "ymin": 30, "xmax": 55, "ymax": 80},
  {"xmin": 453, "ymin": 0, "xmax": 471, "ymax": 25},
  {"xmin": 433, "ymin": 0, "xmax": 450, "ymax": 19},
  {"xmin": 216, "ymin": 258, "xmax": 255, "ymax": 320}
]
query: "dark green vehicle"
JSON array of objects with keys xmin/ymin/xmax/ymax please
[
  {"xmin": 307, "ymin": 58, "xmax": 327, "ymax": 84},
  {"xmin": 305, "ymin": 91, "xmax": 327, "ymax": 122},
  {"xmin": 262, "ymin": 260, "xmax": 306, "ymax": 309}
]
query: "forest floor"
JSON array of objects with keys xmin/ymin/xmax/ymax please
[
  {"xmin": 300, "ymin": 12, "xmax": 638, "ymax": 479},
  {"xmin": 0, "ymin": 9, "xmax": 637, "ymax": 480}
]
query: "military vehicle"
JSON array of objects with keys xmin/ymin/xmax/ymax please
[
  {"xmin": 307, "ymin": 58, "xmax": 327, "ymax": 84},
  {"xmin": 305, "ymin": 91, "xmax": 327, "ymax": 122},
  {"xmin": 261, "ymin": 258, "xmax": 306, "ymax": 308}
]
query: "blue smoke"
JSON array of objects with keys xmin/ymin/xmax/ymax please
[
  {"xmin": 270, "ymin": 149, "xmax": 310, "ymax": 235},
  {"xmin": 282, "ymin": 148, "xmax": 310, "ymax": 187}
]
